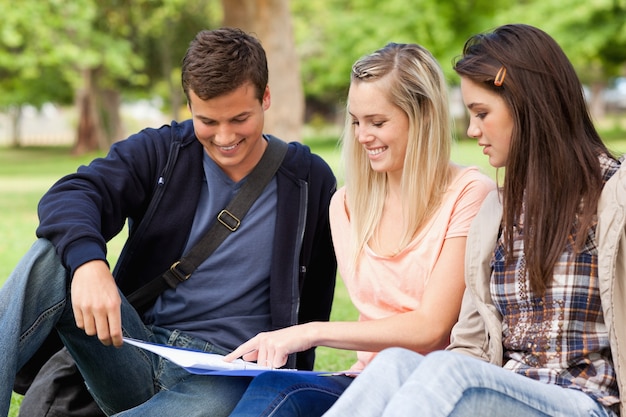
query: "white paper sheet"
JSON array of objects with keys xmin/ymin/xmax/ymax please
[
  {"xmin": 123, "ymin": 337, "xmax": 274, "ymax": 372},
  {"xmin": 123, "ymin": 337, "xmax": 360, "ymax": 377}
]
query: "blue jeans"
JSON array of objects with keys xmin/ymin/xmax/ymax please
[
  {"xmin": 0, "ymin": 239, "xmax": 250, "ymax": 416},
  {"xmin": 323, "ymin": 348, "xmax": 617, "ymax": 417},
  {"xmin": 229, "ymin": 371, "xmax": 353, "ymax": 416}
]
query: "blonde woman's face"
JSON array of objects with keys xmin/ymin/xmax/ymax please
[
  {"xmin": 348, "ymin": 80, "xmax": 410, "ymax": 177},
  {"xmin": 460, "ymin": 77, "xmax": 513, "ymax": 168}
]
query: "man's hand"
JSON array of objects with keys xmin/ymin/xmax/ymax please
[{"xmin": 70, "ymin": 260, "xmax": 123, "ymax": 347}]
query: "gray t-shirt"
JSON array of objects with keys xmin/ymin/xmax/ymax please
[{"xmin": 145, "ymin": 150, "xmax": 276, "ymax": 351}]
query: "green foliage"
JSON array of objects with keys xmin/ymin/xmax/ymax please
[
  {"xmin": 9, "ymin": 393, "xmax": 22, "ymax": 417},
  {"xmin": 0, "ymin": 0, "xmax": 221, "ymax": 114},
  {"xmin": 0, "ymin": 0, "xmax": 132, "ymax": 112},
  {"xmin": 291, "ymin": 0, "xmax": 626, "ymax": 108},
  {"xmin": 495, "ymin": 0, "xmax": 626, "ymax": 82},
  {"xmin": 0, "ymin": 2, "xmax": 75, "ymax": 107},
  {"xmin": 291, "ymin": 0, "xmax": 511, "ymax": 108},
  {"xmin": 2, "ymin": 0, "xmax": 626, "ymax": 121}
]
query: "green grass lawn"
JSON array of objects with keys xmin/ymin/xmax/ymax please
[{"xmin": 2, "ymin": 129, "xmax": 626, "ymax": 415}]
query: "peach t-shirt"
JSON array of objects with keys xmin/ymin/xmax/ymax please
[{"xmin": 329, "ymin": 166, "xmax": 495, "ymax": 370}]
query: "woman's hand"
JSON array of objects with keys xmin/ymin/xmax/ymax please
[{"xmin": 223, "ymin": 323, "xmax": 318, "ymax": 368}]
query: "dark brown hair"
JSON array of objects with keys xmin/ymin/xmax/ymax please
[
  {"xmin": 181, "ymin": 27, "xmax": 268, "ymax": 102},
  {"xmin": 454, "ymin": 24, "xmax": 613, "ymax": 295}
]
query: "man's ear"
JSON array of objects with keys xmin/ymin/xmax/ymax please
[{"xmin": 262, "ymin": 85, "xmax": 271, "ymax": 111}]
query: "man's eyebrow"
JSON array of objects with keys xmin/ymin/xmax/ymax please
[
  {"xmin": 230, "ymin": 111, "xmax": 252, "ymax": 119},
  {"xmin": 196, "ymin": 111, "xmax": 251, "ymax": 122}
]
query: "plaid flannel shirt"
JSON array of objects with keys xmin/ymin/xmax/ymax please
[{"xmin": 490, "ymin": 154, "xmax": 621, "ymax": 410}]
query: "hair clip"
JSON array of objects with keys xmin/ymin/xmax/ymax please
[{"xmin": 494, "ymin": 66, "xmax": 507, "ymax": 87}]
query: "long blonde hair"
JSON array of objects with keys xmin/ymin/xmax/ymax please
[{"xmin": 343, "ymin": 42, "xmax": 453, "ymax": 268}]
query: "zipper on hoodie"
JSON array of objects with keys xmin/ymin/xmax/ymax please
[{"xmin": 113, "ymin": 137, "xmax": 182, "ymax": 283}]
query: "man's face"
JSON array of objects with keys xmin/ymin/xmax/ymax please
[{"xmin": 188, "ymin": 82, "xmax": 271, "ymax": 181}]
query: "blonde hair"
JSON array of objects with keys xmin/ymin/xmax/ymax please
[{"xmin": 342, "ymin": 42, "xmax": 452, "ymax": 269}]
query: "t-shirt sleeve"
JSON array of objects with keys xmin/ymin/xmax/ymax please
[
  {"xmin": 329, "ymin": 186, "xmax": 349, "ymax": 250},
  {"xmin": 446, "ymin": 169, "xmax": 496, "ymax": 239}
]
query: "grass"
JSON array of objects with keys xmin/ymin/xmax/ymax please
[{"xmin": 2, "ymin": 127, "xmax": 626, "ymax": 415}]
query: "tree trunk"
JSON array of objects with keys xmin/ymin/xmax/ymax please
[
  {"xmin": 72, "ymin": 68, "xmax": 101, "ymax": 155},
  {"xmin": 589, "ymin": 81, "xmax": 606, "ymax": 121},
  {"xmin": 98, "ymin": 89, "xmax": 124, "ymax": 146},
  {"xmin": 221, "ymin": 0, "xmax": 304, "ymax": 142},
  {"xmin": 164, "ymin": 25, "xmax": 183, "ymax": 122},
  {"xmin": 9, "ymin": 106, "xmax": 22, "ymax": 148}
]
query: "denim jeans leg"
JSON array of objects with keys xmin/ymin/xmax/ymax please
[
  {"xmin": 112, "ymin": 374, "xmax": 252, "ymax": 417},
  {"xmin": 56, "ymin": 283, "xmax": 157, "ymax": 415},
  {"xmin": 323, "ymin": 347, "xmax": 424, "ymax": 417},
  {"xmin": 109, "ymin": 329, "xmax": 254, "ymax": 417},
  {"xmin": 325, "ymin": 348, "xmax": 616, "ymax": 417},
  {"xmin": 383, "ymin": 349, "xmax": 615, "ymax": 417},
  {"xmin": 229, "ymin": 371, "xmax": 353, "ymax": 417},
  {"xmin": 410, "ymin": 351, "xmax": 614, "ymax": 417},
  {"xmin": 0, "ymin": 239, "xmax": 72, "ymax": 417},
  {"xmin": 0, "ymin": 238, "xmax": 156, "ymax": 416}
]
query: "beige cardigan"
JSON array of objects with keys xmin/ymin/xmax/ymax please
[{"xmin": 447, "ymin": 165, "xmax": 626, "ymax": 415}]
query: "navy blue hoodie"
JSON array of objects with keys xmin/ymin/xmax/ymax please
[{"xmin": 37, "ymin": 120, "xmax": 337, "ymax": 370}]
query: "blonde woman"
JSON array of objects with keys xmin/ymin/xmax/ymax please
[{"xmin": 225, "ymin": 42, "xmax": 496, "ymax": 417}]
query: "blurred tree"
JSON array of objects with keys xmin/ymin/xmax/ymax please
[
  {"xmin": 2, "ymin": 0, "xmax": 625, "ymax": 150},
  {"xmin": 127, "ymin": 0, "xmax": 222, "ymax": 121},
  {"xmin": 493, "ymin": 0, "xmax": 626, "ymax": 119},
  {"xmin": 69, "ymin": 0, "xmax": 220, "ymax": 153},
  {"xmin": 288, "ymin": 0, "xmax": 626, "ymax": 126},
  {"xmin": 0, "ymin": 2, "xmax": 74, "ymax": 147},
  {"xmin": 0, "ymin": 67, "xmax": 73, "ymax": 147},
  {"xmin": 0, "ymin": 0, "xmax": 145, "ymax": 152},
  {"xmin": 0, "ymin": 0, "xmax": 219, "ymax": 153},
  {"xmin": 290, "ymin": 0, "xmax": 506, "ymax": 124},
  {"xmin": 222, "ymin": 0, "xmax": 305, "ymax": 142}
]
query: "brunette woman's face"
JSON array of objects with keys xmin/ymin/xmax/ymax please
[{"xmin": 460, "ymin": 77, "xmax": 513, "ymax": 168}]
